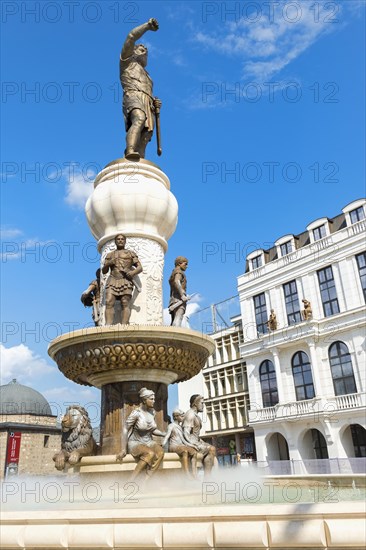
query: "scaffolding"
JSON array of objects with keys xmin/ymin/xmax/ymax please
[{"xmin": 189, "ymin": 295, "xmax": 240, "ymax": 335}]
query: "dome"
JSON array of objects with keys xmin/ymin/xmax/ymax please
[{"xmin": 0, "ymin": 379, "xmax": 52, "ymax": 416}]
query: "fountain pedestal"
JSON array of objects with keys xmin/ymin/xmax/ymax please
[
  {"xmin": 48, "ymin": 325, "xmax": 214, "ymax": 455},
  {"xmin": 49, "ymin": 159, "xmax": 215, "ymax": 457},
  {"xmin": 85, "ymin": 158, "xmax": 178, "ymax": 326}
]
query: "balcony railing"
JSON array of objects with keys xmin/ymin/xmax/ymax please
[
  {"xmin": 335, "ymin": 393, "xmax": 363, "ymax": 409},
  {"xmin": 348, "ymin": 218, "xmax": 366, "ymax": 236},
  {"xmin": 245, "ymin": 219, "xmax": 365, "ymax": 280},
  {"xmin": 249, "ymin": 392, "xmax": 366, "ymax": 423}
]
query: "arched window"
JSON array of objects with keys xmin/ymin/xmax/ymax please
[
  {"xmin": 259, "ymin": 360, "xmax": 278, "ymax": 407},
  {"xmin": 329, "ymin": 342, "xmax": 357, "ymax": 395},
  {"xmin": 350, "ymin": 424, "xmax": 366, "ymax": 457},
  {"xmin": 311, "ymin": 428, "xmax": 329, "ymax": 459},
  {"xmin": 292, "ymin": 351, "xmax": 315, "ymax": 401}
]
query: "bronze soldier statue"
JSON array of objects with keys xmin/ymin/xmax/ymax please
[
  {"xmin": 266, "ymin": 309, "xmax": 278, "ymax": 331},
  {"xmin": 80, "ymin": 269, "xmax": 101, "ymax": 326},
  {"xmin": 168, "ymin": 257, "xmax": 189, "ymax": 327},
  {"xmin": 102, "ymin": 234, "xmax": 142, "ymax": 325},
  {"xmin": 302, "ymin": 299, "xmax": 313, "ymax": 320},
  {"xmin": 120, "ymin": 19, "xmax": 162, "ymax": 160}
]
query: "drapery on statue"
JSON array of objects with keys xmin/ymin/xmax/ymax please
[
  {"xmin": 80, "ymin": 269, "xmax": 101, "ymax": 326},
  {"xmin": 162, "ymin": 408, "xmax": 198, "ymax": 478},
  {"xmin": 168, "ymin": 257, "xmax": 189, "ymax": 327},
  {"xmin": 266, "ymin": 309, "xmax": 278, "ymax": 331},
  {"xmin": 182, "ymin": 395, "xmax": 216, "ymax": 476},
  {"xmin": 102, "ymin": 234, "xmax": 143, "ymax": 325},
  {"xmin": 120, "ymin": 19, "xmax": 162, "ymax": 160},
  {"xmin": 116, "ymin": 388, "xmax": 166, "ymax": 481},
  {"xmin": 302, "ymin": 299, "xmax": 313, "ymax": 320}
]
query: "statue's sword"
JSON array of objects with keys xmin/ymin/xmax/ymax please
[
  {"xmin": 169, "ymin": 293, "xmax": 197, "ymax": 313},
  {"xmin": 155, "ymin": 103, "xmax": 162, "ymax": 156},
  {"xmin": 120, "ymin": 269, "xmax": 142, "ymax": 293}
]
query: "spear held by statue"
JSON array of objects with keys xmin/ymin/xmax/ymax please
[{"xmin": 154, "ymin": 97, "xmax": 162, "ymax": 156}]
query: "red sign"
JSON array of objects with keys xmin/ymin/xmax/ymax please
[{"xmin": 6, "ymin": 432, "xmax": 22, "ymax": 464}]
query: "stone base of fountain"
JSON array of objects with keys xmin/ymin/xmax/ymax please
[{"xmin": 66, "ymin": 452, "xmax": 202, "ymax": 477}]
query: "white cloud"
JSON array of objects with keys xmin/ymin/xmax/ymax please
[
  {"xmin": 64, "ymin": 171, "xmax": 95, "ymax": 209},
  {"xmin": 0, "ymin": 227, "xmax": 23, "ymax": 239},
  {"xmin": 193, "ymin": 0, "xmax": 348, "ymax": 82},
  {"xmin": 47, "ymin": 162, "xmax": 95, "ymax": 209},
  {"xmin": 43, "ymin": 385, "xmax": 96, "ymax": 401},
  {"xmin": 0, "ymin": 344, "xmax": 55, "ymax": 385},
  {"xmin": 0, "ymin": 345, "xmax": 100, "ymax": 423},
  {"xmin": 43, "ymin": 385, "xmax": 99, "ymax": 421},
  {"xmin": 163, "ymin": 294, "xmax": 203, "ymax": 328}
]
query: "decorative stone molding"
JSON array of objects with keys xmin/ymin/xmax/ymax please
[
  {"xmin": 48, "ymin": 325, "xmax": 215, "ymax": 387},
  {"xmin": 85, "ymin": 159, "xmax": 178, "ymax": 252}
]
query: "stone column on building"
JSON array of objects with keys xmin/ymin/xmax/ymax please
[
  {"xmin": 271, "ymin": 347, "xmax": 285, "ymax": 403},
  {"xmin": 306, "ymin": 339, "xmax": 322, "ymax": 397}
]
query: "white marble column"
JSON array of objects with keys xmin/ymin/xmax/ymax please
[
  {"xmin": 271, "ymin": 347, "xmax": 285, "ymax": 403},
  {"xmin": 306, "ymin": 339, "xmax": 322, "ymax": 397}
]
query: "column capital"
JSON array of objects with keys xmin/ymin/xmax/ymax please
[{"xmin": 305, "ymin": 338, "xmax": 316, "ymax": 349}]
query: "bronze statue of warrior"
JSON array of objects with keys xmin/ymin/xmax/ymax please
[
  {"xmin": 120, "ymin": 19, "xmax": 162, "ymax": 160},
  {"xmin": 168, "ymin": 256, "xmax": 189, "ymax": 327},
  {"xmin": 80, "ymin": 269, "xmax": 101, "ymax": 326},
  {"xmin": 266, "ymin": 309, "xmax": 278, "ymax": 331},
  {"xmin": 302, "ymin": 299, "xmax": 313, "ymax": 320},
  {"xmin": 102, "ymin": 234, "xmax": 142, "ymax": 325}
]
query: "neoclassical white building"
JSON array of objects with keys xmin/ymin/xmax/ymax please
[{"xmin": 237, "ymin": 198, "xmax": 366, "ymax": 464}]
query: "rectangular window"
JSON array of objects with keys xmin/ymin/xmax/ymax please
[
  {"xmin": 253, "ymin": 293, "xmax": 268, "ymax": 335},
  {"xmin": 283, "ymin": 280, "xmax": 302, "ymax": 324},
  {"xmin": 317, "ymin": 266, "xmax": 340, "ymax": 316},
  {"xmin": 356, "ymin": 252, "xmax": 366, "ymax": 302},
  {"xmin": 280, "ymin": 241, "xmax": 292, "ymax": 256},
  {"xmin": 350, "ymin": 206, "xmax": 365, "ymax": 224},
  {"xmin": 313, "ymin": 224, "xmax": 326, "ymax": 241},
  {"xmin": 252, "ymin": 255, "xmax": 262, "ymax": 269}
]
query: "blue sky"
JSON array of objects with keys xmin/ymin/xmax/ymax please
[{"xmin": 1, "ymin": 0, "xmax": 365, "ymax": 419}]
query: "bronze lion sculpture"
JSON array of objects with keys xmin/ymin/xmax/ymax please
[{"xmin": 53, "ymin": 405, "xmax": 98, "ymax": 471}]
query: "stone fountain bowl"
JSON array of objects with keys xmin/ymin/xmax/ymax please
[{"xmin": 48, "ymin": 325, "xmax": 215, "ymax": 387}]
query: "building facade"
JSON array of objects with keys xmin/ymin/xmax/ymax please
[
  {"xmin": 0, "ymin": 380, "xmax": 61, "ymax": 478},
  {"xmin": 237, "ymin": 198, "xmax": 366, "ymax": 464},
  {"xmin": 178, "ymin": 314, "xmax": 255, "ymax": 465}
]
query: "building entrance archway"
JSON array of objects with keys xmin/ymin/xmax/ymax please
[
  {"xmin": 301, "ymin": 428, "xmax": 329, "ymax": 460},
  {"xmin": 266, "ymin": 432, "xmax": 289, "ymax": 460},
  {"xmin": 341, "ymin": 424, "xmax": 366, "ymax": 458}
]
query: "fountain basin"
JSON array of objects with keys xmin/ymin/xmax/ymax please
[
  {"xmin": 48, "ymin": 325, "xmax": 215, "ymax": 387},
  {"xmin": 1, "ymin": 502, "xmax": 365, "ymax": 548}
]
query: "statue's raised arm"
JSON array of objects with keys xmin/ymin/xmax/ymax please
[
  {"xmin": 121, "ymin": 19, "xmax": 159, "ymax": 60},
  {"xmin": 120, "ymin": 19, "xmax": 161, "ymax": 161}
]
